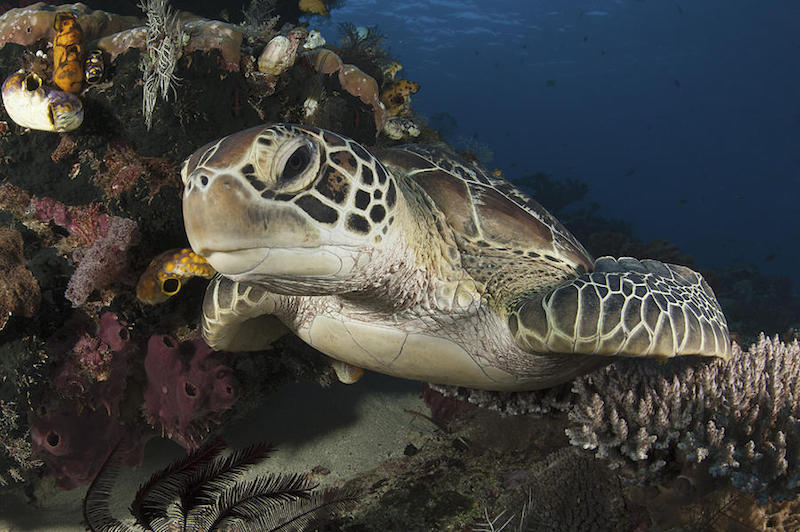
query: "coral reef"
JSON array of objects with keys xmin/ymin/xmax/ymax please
[
  {"xmin": 336, "ymin": 22, "xmax": 390, "ymax": 80},
  {"xmin": 48, "ymin": 312, "xmax": 132, "ymax": 416},
  {"xmin": 142, "ymin": 335, "xmax": 238, "ymax": 449},
  {"xmin": 380, "ymin": 79, "xmax": 420, "ymax": 117},
  {"xmin": 567, "ymin": 334, "xmax": 800, "ymax": 503},
  {"xmin": 512, "ymin": 447, "xmax": 627, "ymax": 530},
  {"xmin": 138, "ymin": 0, "xmax": 185, "ymax": 130},
  {"xmin": 63, "ymin": 214, "xmax": 139, "ymax": 307},
  {"xmin": 0, "ymin": 399, "xmax": 41, "ymax": 487},
  {"xmin": 257, "ymin": 29, "xmax": 305, "ymax": 76},
  {"xmin": 29, "ymin": 405, "xmax": 141, "ymax": 490},
  {"xmin": 239, "ymin": 0, "xmax": 279, "ymax": 41},
  {"xmin": 306, "ymin": 47, "xmax": 386, "ymax": 134},
  {"xmin": 95, "ymin": 142, "xmax": 178, "ymax": 201},
  {"xmin": 383, "ymin": 115, "xmax": 421, "ymax": 140},
  {"xmin": 299, "ymin": 0, "xmax": 328, "ymax": 16},
  {"xmin": 27, "ymin": 311, "xmax": 142, "ymax": 489},
  {"xmin": 0, "ymin": 226, "xmax": 40, "ymax": 331},
  {"xmin": 0, "ymin": 3, "xmax": 140, "ymax": 49}
]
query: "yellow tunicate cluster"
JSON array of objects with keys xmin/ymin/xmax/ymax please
[
  {"xmin": 298, "ymin": 0, "xmax": 328, "ymax": 16},
  {"xmin": 136, "ymin": 248, "xmax": 216, "ymax": 304},
  {"xmin": 380, "ymin": 79, "xmax": 420, "ymax": 117}
]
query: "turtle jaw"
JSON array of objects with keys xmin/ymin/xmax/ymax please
[{"xmin": 201, "ymin": 246, "xmax": 356, "ymax": 283}]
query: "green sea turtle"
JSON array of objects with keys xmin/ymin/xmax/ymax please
[{"xmin": 181, "ymin": 123, "xmax": 731, "ymax": 391}]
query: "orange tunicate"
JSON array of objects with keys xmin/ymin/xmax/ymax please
[
  {"xmin": 52, "ymin": 12, "xmax": 84, "ymax": 93},
  {"xmin": 381, "ymin": 79, "xmax": 420, "ymax": 117},
  {"xmin": 298, "ymin": 0, "xmax": 328, "ymax": 16}
]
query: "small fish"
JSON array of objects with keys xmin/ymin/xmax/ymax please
[
  {"xmin": 674, "ymin": 79, "xmax": 681, "ymax": 88},
  {"xmin": 624, "ymin": 168, "xmax": 636, "ymax": 176},
  {"xmin": 583, "ymin": 35, "xmax": 589, "ymax": 42},
  {"xmin": 676, "ymin": 3, "xmax": 684, "ymax": 14},
  {"xmin": 545, "ymin": 79, "xmax": 557, "ymax": 87},
  {"xmin": 679, "ymin": 199, "xmax": 687, "ymax": 205},
  {"xmin": 764, "ymin": 253, "xmax": 776, "ymax": 262},
  {"xmin": 136, "ymin": 248, "xmax": 216, "ymax": 304}
]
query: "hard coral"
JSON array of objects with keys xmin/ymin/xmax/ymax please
[
  {"xmin": 143, "ymin": 335, "xmax": 238, "ymax": 450},
  {"xmin": 567, "ymin": 334, "xmax": 800, "ymax": 503},
  {"xmin": 0, "ymin": 227, "xmax": 40, "ymax": 330}
]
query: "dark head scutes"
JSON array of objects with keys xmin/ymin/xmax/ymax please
[{"xmin": 207, "ymin": 125, "xmax": 401, "ymax": 239}]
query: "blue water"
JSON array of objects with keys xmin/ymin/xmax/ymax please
[{"xmin": 315, "ymin": 0, "xmax": 800, "ymax": 283}]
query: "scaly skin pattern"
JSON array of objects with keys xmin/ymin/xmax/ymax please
[{"xmin": 182, "ymin": 123, "xmax": 731, "ymax": 391}]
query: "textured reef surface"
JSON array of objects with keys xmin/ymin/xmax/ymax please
[{"xmin": 0, "ymin": 1, "xmax": 797, "ymax": 531}]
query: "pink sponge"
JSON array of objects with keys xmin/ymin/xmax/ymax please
[
  {"xmin": 143, "ymin": 335, "xmax": 237, "ymax": 449},
  {"xmin": 51, "ymin": 312, "xmax": 131, "ymax": 417},
  {"xmin": 29, "ymin": 407, "xmax": 143, "ymax": 490}
]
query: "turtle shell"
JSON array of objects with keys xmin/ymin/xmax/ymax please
[{"xmin": 376, "ymin": 145, "xmax": 593, "ymax": 274}]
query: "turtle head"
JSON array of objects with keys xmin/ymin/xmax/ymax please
[{"xmin": 182, "ymin": 124, "xmax": 401, "ymax": 292}]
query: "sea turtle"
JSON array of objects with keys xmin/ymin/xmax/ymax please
[{"xmin": 181, "ymin": 123, "xmax": 731, "ymax": 391}]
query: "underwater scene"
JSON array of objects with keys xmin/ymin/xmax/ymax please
[{"xmin": 0, "ymin": 0, "xmax": 797, "ymax": 530}]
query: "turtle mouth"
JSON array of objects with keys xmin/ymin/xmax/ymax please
[
  {"xmin": 201, "ymin": 246, "xmax": 349, "ymax": 280},
  {"xmin": 203, "ymin": 248, "xmax": 271, "ymax": 276}
]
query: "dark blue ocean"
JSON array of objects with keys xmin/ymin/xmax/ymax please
[{"xmin": 314, "ymin": 0, "xmax": 800, "ymax": 289}]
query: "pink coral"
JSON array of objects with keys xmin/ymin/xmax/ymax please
[
  {"xmin": 64, "ymin": 215, "xmax": 139, "ymax": 307},
  {"xmin": 32, "ymin": 197, "xmax": 139, "ymax": 306},
  {"xmin": 50, "ymin": 312, "xmax": 132, "ymax": 416},
  {"xmin": 143, "ymin": 335, "xmax": 238, "ymax": 449}
]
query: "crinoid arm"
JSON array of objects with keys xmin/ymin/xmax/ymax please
[
  {"xmin": 201, "ymin": 275, "xmax": 288, "ymax": 351},
  {"xmin": 508, "ymin": 256, "xmax": 731, "ymax": 360}
]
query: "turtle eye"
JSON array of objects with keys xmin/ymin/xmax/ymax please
[
  {"xmin": 162, "ymin": 277, "xmax": 181, "ymax": 295},
  {"xmin": 270, "ymin": 137, "xmax": 319, "ymax": 194},
  {"xmin": 281, "ymin": 145, "xmax": 311, "ymax": 181}
]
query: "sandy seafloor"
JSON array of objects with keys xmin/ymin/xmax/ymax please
[{"xmin": 0, "ymin": 374, "xmax": 433, "ymax": 531}]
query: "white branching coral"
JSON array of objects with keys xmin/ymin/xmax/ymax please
[
  {"xmin": 567, "ymin": 334, "xmax": 800, "ymax": 503},
  {"xmin": 138, "ymin": 0, "xmax": 185, "ymax": 130}
]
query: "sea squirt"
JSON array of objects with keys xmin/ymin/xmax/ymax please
[{"xmin": 1, "ymin": 70, "xmax": 83, "ymax": 132}]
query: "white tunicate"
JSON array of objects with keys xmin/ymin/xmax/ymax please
[
  {"xmin": 258, "ymin": 35, "xmax": 297, "ymax": 75},
  {"xmin": 303, "ymin": 29, "xmax": 326, "ymax": 50}
]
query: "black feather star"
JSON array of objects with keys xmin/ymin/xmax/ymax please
[{"xmin": 83, "ymin": 438, "xmax": 354, "ymax": 531}]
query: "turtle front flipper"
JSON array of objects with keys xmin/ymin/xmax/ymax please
[
  {"xmin": 202, "ymin": 275, "xmax": 288, "ymax": 351},
  {"xmin": 509, "ymin": 257, "xmax": 731, "ymax": 360}
]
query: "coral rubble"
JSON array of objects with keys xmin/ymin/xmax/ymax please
[{"xmin": 0, "ymin": 227, "xmax": 39, "ymax": 331}]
